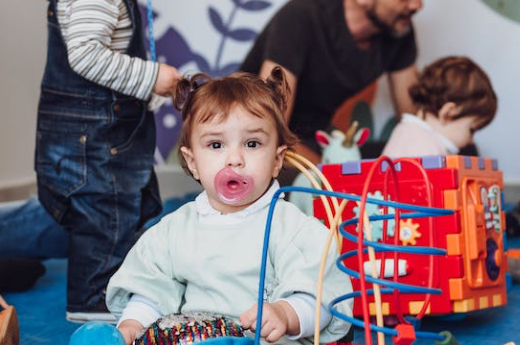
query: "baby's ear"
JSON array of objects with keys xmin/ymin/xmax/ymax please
[
  {"xmin": 439, "ymin": 102, "xmax": 463, "ymax": 123},
  {"xmin": 180, "ymin": 146, "xmax": 199, "ymax": 180},
  {"xmin": 272, "ymin": 145, "xmax": 287, "ymax": 178}
]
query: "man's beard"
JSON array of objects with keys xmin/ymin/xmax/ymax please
[{"xmin": 366, "ymin": 8, "xmax": 414, "ymax": 38}]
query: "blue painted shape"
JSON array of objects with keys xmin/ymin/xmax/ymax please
[
  {"xmin": 209, "ymin": 7, "xmax": 227, "ymax": 34},
  {"xmin": 381, "ymin": 161, "xmax": 401, "ymax": 172},
  {"xmin": 492, "ymin": 159, "xmax": 499, "ymax": 170},
  {"xmin": 478, "ymin": 157, "xmax": 486, "ymax": 170},
  {"xmin": 228, "ymin": 28, "xmax": 257, "ymax": 41},
  {"xmin": 69, "ymin": 322, "xmax": 125, "ymax": 345},
  {"xmin": 232, "ymin": 0, "xmax": 271, "ymax": 11},
  {"xmin": 341, "ymin": 161, "xmax": 362, "ymax": 175},
  {"xmin": 421, "ymin": 155, "xmax": 446, "ymax": 169},
  {"xmin": 464, "ymin": 156, "xmax": 472, "ymax": 169}
]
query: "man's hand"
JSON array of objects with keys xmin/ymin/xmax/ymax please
[
  {"xmin": 239, "ymin": 301, "xmax": 300, "ymax": 342},
  {"xmin": 153, "ymin": 63, "xmax": 182, "ymax": 96},
  {"xmin": 118, "ymin": 319, "xmax": 144, "ymax": 345}
]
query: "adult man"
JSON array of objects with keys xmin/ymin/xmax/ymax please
[{"xmin": 241, "ymin": 0, "xmax": 422, "ymax": 164}]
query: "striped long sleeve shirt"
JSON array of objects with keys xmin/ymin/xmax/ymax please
[{"xmin": 57, "ymin": 0, "xmax": 159, "ymax": 100}]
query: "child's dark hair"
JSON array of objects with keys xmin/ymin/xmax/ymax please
[
  {"xmin": 409, "ymin": 56, "xmax": 497, "ymax": 130},
  {"xmin": 173, "ymin": 67, "xmax": 298, "ymax": 176}
]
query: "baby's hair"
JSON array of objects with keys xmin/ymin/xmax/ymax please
[
  {"xmin": 409, "ymin": 56, "xmax": 497, "ymax": 130},
  {"xmin": 173, "ymin": 67, "xmax": 298, "ymax": 176}
]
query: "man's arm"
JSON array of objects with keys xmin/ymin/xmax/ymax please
[{"xmin": 387, "ymin": 63, "xmax": 419, "ymax": 118}]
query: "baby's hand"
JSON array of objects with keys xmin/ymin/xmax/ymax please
[
  {"xmin": 239, "ymin": 301, "xmax": 299, "ymax": 342},
  {"xmin": 118, "ymin": 319, "xmax": 144, "ymax": 345}
]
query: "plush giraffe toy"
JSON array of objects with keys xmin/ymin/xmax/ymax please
[{"xmin": 289, "ymin": 121, "xmax": 370, "ymax": 215}]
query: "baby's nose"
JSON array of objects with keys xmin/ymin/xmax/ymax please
[{"xmin": 225, "ymin": 149, "xmax": 244, "ymax": 167}]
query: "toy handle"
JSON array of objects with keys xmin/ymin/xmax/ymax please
[{"xmin": 253, "ymin": 188, "xmax": 287, "ymax": 345}]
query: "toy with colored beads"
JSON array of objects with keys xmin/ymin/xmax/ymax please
[{"xmin": 135, "ymin": 313, "xmax": 244, "ymax": 345}]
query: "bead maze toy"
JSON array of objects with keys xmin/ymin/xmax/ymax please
[
  {"xmin": 314, "ymin": 155, "xmax": 507, "ymax": 317},
  {"xmin": 307, "ymin": 154, "xmax": 509, "ymax": 345}
]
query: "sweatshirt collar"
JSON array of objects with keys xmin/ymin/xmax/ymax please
[{"xmin": 401, "ymin": 113, "xmax": 459, "ymax": 154}]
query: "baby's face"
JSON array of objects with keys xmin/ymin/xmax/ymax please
[
  {"xmin": 439, "ymin": 115, "xmax": 479, "ymax": 149},
  {"xmin": 181, "ymin": 106, "xmax": 285, "ymax": 214}
]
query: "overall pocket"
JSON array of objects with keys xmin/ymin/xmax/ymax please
[
  {"xmin": 36, "ymin": 90, "xmax": 92, "ymax": 197},
  {"xmin": 108, "ymin": 98, "xmax": 149, "ymax": 155}
]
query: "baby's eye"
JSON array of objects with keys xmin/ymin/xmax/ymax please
[
  {"xmin": 246, "ymin": 140, "xmax": 261, "ymax": 148},
  {"xmin": 209, "ymin": 142, "xmax": 222, "ymax": 149}
]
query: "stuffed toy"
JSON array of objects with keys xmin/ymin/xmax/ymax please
[{"xmin": 289, "ymin": 121, "xmax": 370, "ymax": 215}]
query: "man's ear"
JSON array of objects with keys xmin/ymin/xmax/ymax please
[
  {"xmin": 438, "ymin": 102, "xmax": 462, "ymax": 123},
  {"xmin": 272, "ymin": 145, "xmax": 287, "ymax": 178},
  {"xmin": 180, "ymin": 146, "xmax": 199, "ymax": 180}
]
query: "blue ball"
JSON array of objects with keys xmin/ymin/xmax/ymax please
[{"xmin": 69, "ymin": 322, "xmax": 126, "ymax": 345}]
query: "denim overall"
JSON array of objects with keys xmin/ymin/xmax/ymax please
[{"xmin": 36, "ymin": 0, "xmax": 162, "ymax": 312}]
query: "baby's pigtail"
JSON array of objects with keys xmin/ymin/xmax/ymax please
[
  {"xmin": 265, "ymin": 66, "xmax": 291, "ymax": 115},
  {"xmin": 172, "ymin": 77, "xmax": 191, "ymax": 117},
  {"xmin": 172, "ymin": 73, "xmax": 211, "ymax": 120}
]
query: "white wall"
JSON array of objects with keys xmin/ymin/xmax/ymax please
[{"xmin": 0, "ymin": 0, "xmax": 47, "ymax": 188}]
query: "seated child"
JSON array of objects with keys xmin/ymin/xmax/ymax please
[
  {"xmin": 382, "ymin": 56, "xmax": 497, "ymax": 157},
  {"xmin": 106, "ymin": 67, "xmax": 353, "ymax": 345}
]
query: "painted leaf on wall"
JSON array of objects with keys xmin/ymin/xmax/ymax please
[
  {"xmin": 228, "ymin": 28, "xmax": 257, "ymax": 41},
  {"xmin": 209, "ymin": 7, "xmax": 227, "ymax": 34},
  {"xmin": 233, "ymin": 0, "xmax": 271, "ymax": 11}
]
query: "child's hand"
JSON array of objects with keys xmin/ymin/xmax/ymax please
[
  {"xmin": 153, "ymin": 63, "xmax": 181, "ymax": 96},
  {"xmin": 239, "ymin": 301, "xmax": 300, "ymax": 342},
  {"xmin": 118, "ymin": 319, "xmax": 144, "ymax": 345}
]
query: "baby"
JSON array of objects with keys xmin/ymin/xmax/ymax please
[
  {"xmin": 383, "ymin": 56, "xmax": 497, "ymax": 157},
  {"xmin": 106, "ymin": 67, "xmax": 353, "ymax": 345}
]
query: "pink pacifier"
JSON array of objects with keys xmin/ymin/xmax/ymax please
[{"xmin": 214, "ymin": 167, "xmax": 254, "ymax": 204}]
